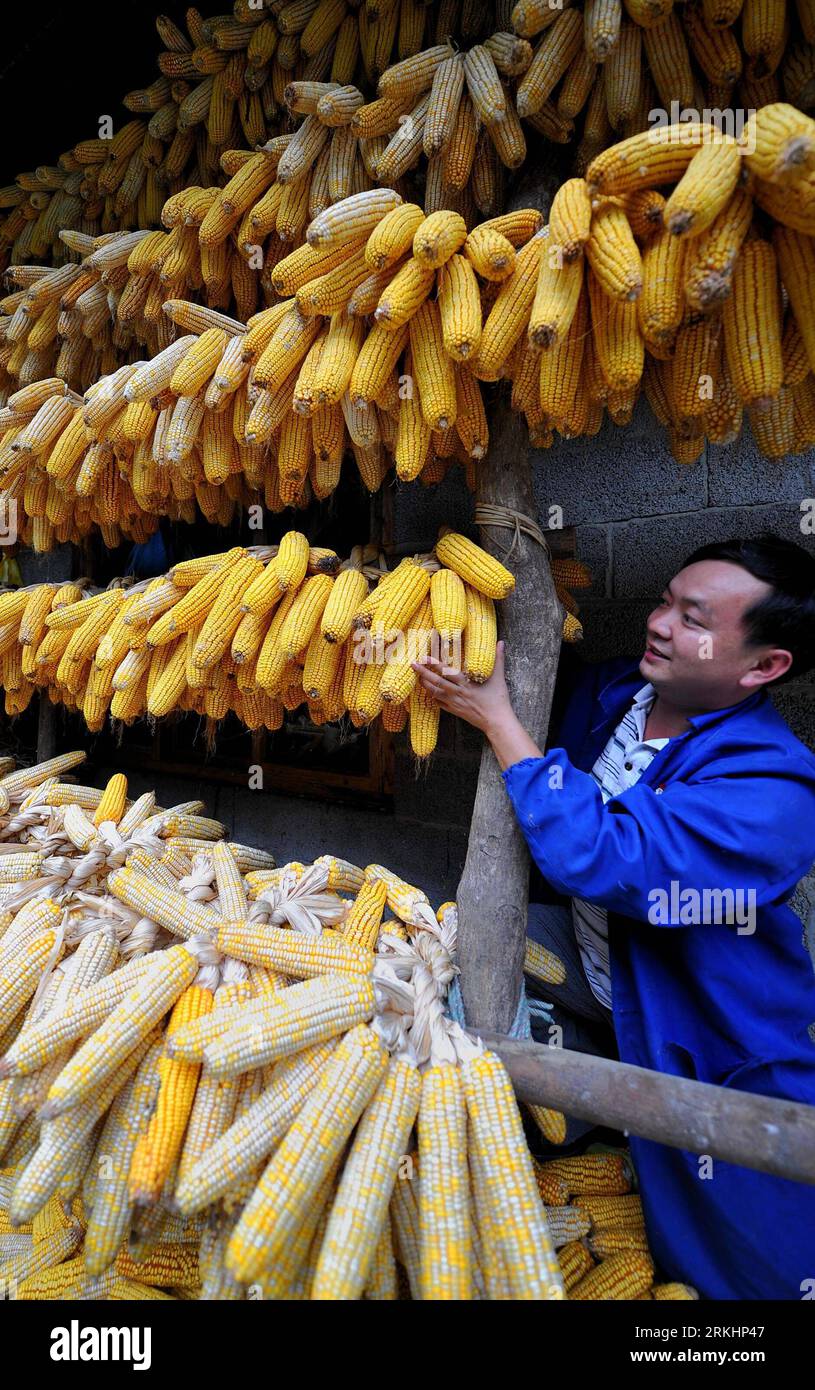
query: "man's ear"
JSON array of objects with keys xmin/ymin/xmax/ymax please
[{"xmin": 740, "ymin": 648, "xmax": 793, "ymax": 689}]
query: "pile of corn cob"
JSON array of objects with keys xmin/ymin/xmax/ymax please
[
  {"xmin": 0, "ymin": 753, "xmax": 575, "ymax": 1300},
  {"xmin": 531, "ymin": 1152, "xmax": 699, "ymax": 1301},
  {"xmin": 0, "ymin": 530, "xmax": 589, "ymax": 752}
]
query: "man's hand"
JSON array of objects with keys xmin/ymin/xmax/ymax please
[
  {"xmin": 411, "ymin": 640, "xmax": 545, "ymax": 771},
  {"xmin": 411, "ymin": 639, "xmax": 514, "ymax": 734}
]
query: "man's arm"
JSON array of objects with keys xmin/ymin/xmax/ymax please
[
  {"xmin": 412, "ymin": 644, "xmax": 815, "ymax": 923},
  {"xmin": 502, "ymin": 749, "xmax": 815, "ymax": 921}
]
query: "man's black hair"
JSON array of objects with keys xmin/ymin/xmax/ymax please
[{"xmin": 679, "ymin": 534, "xmax": 815, "ymax": 686}]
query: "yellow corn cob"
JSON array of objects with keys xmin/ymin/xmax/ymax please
[
  {"xmin": 461, "ymin": 584, "xmax": 497, "ymax": 684},
  {"xmin": 557, "ymin": 1238, "xmax": 595, "ymax": 1291},
  {"xmin": 749, "ymin": 386, "xmax": 795, "ymax": 458},
  {"xmin": 464, "ymin": 225, "xmax": 517, "ymax": 283},
  {"xmin": 586, "ymin": 199, "xmax": 643, "ymax": 302},
  {"xmin": 423, "ymin": 53, "xmax": 465, "ymax": 157},
  {"xmin": 663, "ymin": 137, "xmax": 743, "ymax": 243},
  {"xmin": 40, "ymin": 946, "xmax": 199, "ymax": 1119},
  {"xmin": 410, "ymin": 299, "xmax": 457, "ymax": 431},
  {"xmin": 589, "ymin": 1224, "xmax": 652, "ymax": 1257},
  {"xmin": 570, "ymin": 1251, "xmax": 655, "ymax": 1300},
  {"xmin": 528, "ymin": 231, "xmax": 584, "ymax": 350},
  {"xmin": 511, "ymin": 10, "xmax": 576, "ymax": 112},
  {"xmin": 127, "ymin": 985, "xmax": 213, "ymax": 1206},
  {"xmin": 175, "ymin": 1040, "xmax": 337, "ymax": 1216},
  {"xmin": 418, "ymin": 1063, "xmax": 472, "ymax": 1299},
  {"xmin": 225, "ymin": 1024, "xmax": 388, "ymax": 1285},
  {"xmin": 217, "ymin": 919, "xmax": 373, "ymax": 979},
  {"xmin": 413, "ymin": 210, "xmax": 467, "ymax": 271},
  {"xmin": 544, "ymin": 1153, "xmax": 632, "ymax": 1196},
  {"xmin": 315, "ymin": 1068, "xmax": 412, "ymax": 1299},
  {"xmin": 307, "ymin": 189, "xmax": 403, "ymax": 249},
  {"xmin": 91, "ymin": 773, "xmax": 128, "ymax": 827},
  {"xmin": 739, "ymin": 102, "xmax": 812, "ymax": 184},
  {"xmin": 320, "ymin": 569, "xmax": 369, "ymax": 644},
  {"xmin": 194, "ymin": 976, "xmax": 375, "ymax": 1079},
  {"xmin": 672, "ymin": 316, "xmax": 722, "ymax": 420},
  {"xmin": 341, "ymin": 878, "xmax": 388, "ymax": 951},
  {"xmin": 774, "ymin": 224, "xmax": 815, "ymax": 374},
  {"xmin": 408, "ymin": 675, "xmax": 440, "ymax": 758},
  {"xmin": 722, "ymin": 239, "xmax": 783, "ymax": 410},
  {"xmin": 438, "ymin": 254, "xmax": 482, "ymax": 363},
  {"xmin": 587, "ymin": 123, "xmax": 716, "ymax": 195},
  {"xmin": 643, "ymin": 7, "xmax": 695, "ymax": 107},
  {"xmin": 474, "ymin": 232, "xmax": 545, "ymax": 377},
  {"xmin": 82, "ymin": 1037, "xmax": 164, "ymax": 1274},
  {"xmin": 463, "ymin": 1049, "xmax": 564, "ymax": 1299},
  {"xmin": 524, "ymin": 937, "xmax": 567, "ymax": 987},
  {"xmin": 429, "ymin": 568, "xmax": 467, "ymax": 644},
  {"xmin": 588, "ymin": 269, "xmax": 644, "ymax": 391},
  {"xmin": 435, "ymin": 529, "xmax": 514, "ymax": 599},
  {"xmin": 742, "ymin": 0, "xmax": 788, "ymax": 76},
  {"xmin": 0, "ymin": 931, "xmax": 61, "ymax": 1036},
  {"xmin": 527, "ymin": 1104, "xmax": 568, "ymax": 1144},
  {"xmin": 548, "ymin": 178, "xmax": 593, "ymax": 263}
]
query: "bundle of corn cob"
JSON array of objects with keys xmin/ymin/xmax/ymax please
[
  {"xmin": 531, "ymin": 1151, "xmax": 699, "ymax": 1301},
  {"xmin": 486, "ymin": 108, "xmax": 815, "ymax": 463},
  {"xmin": 0, "ymin": 195, "xmax": 550, "ymax": 529},
  {"xmin": 0, "ymin": 529, "xmax": 527, "ymax": 755},
  {"xmin": 0, "ymin": 229, "xmax": 194, "ymax": 400},
  {"xmin": 509, "ymin": 0, "xmax": 815, "ymax": 177},
  {"xmin": 0, "ymin": 780, "xmax": 566, "ymax": 1300}
]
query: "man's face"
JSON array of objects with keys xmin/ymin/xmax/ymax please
[{"xmin": 640, "ymin": 559, "xmax": 789, "ymax": 707}]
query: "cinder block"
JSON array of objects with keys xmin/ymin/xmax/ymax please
[
  {"xmin": 573, "ymin": 526, "xmax": 611, "ymax": 597},
  {"xmin": 573, "ymin": 598, "xmax": 653, "ymax": 662},
  {"xmin": 769, "ymin": 685, "xmax": 815, "ymax": 753},
  {"xmin": 708, "ymin": 432, "xmax": 815, "ymax": 508},
  {"xmin": 611, "ymin": 504, "xmax": 815, "ymax": 598},
  {"xmin": 392, "ymin": 469, "xmax": 473, "ymax": 551},
  {"xmin": 531, "ymin": 399, "xmax": 705, "ymax": 526}
]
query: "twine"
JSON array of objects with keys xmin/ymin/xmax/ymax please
[
  {"xmin": 445, "ymin": 976, "xmax": 553, "ymax": 1039},
  {"xmin": 473, "ymin": 504, "xmax": 550, "ymax": 566}
]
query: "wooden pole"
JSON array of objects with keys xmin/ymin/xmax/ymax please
[
  {"xmin": 455, "ymin": 395, "xmax": 563, "ymax": 1031},
  {"xmin": 475, "ymin": 1032, "xmax": 815, "ymax": 1185}
]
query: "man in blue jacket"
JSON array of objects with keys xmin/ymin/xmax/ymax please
[{"xmin": 413, "ymin": 534, "xmax": 815, "ymax": 1300}]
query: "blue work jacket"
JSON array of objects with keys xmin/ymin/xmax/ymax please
[{"xmin": 502, "ymin": 656, "xmax": 815, "ymax": 1300}]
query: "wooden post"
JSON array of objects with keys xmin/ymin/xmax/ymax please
[
  {"xmin": 473, "ymin": 1032, "xmax": 815, "ymax": 1186},
  {"xmin": 455, "ymin": 395, "xmax": 563, "ymax": 1031}
]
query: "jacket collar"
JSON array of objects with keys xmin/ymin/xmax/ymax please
[{"xmin": 594, "ymin": 657, "xmax": 768, "ymax": 736}]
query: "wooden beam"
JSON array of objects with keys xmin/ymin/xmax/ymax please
[
  {"xmin": 455, "ymin": 395, "xmax": 563, "ymax": 1031},
  {"xmin": 475, "ymin": 1032, "xmax": 815, "ymax": 1186}
]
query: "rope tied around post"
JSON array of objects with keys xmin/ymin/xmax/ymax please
[{"xmin": 473, "ymin": 504, "xmax": 550, "ymax": 566}]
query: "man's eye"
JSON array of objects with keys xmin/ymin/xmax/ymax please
[{"xmin": 683, "ymin": 613, "xmax": 698, "ymax": 626}]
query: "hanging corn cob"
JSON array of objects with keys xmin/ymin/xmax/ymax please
[{"xmin": 0, "ymin": 530, "xmax": 537, "ymax": 751}]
